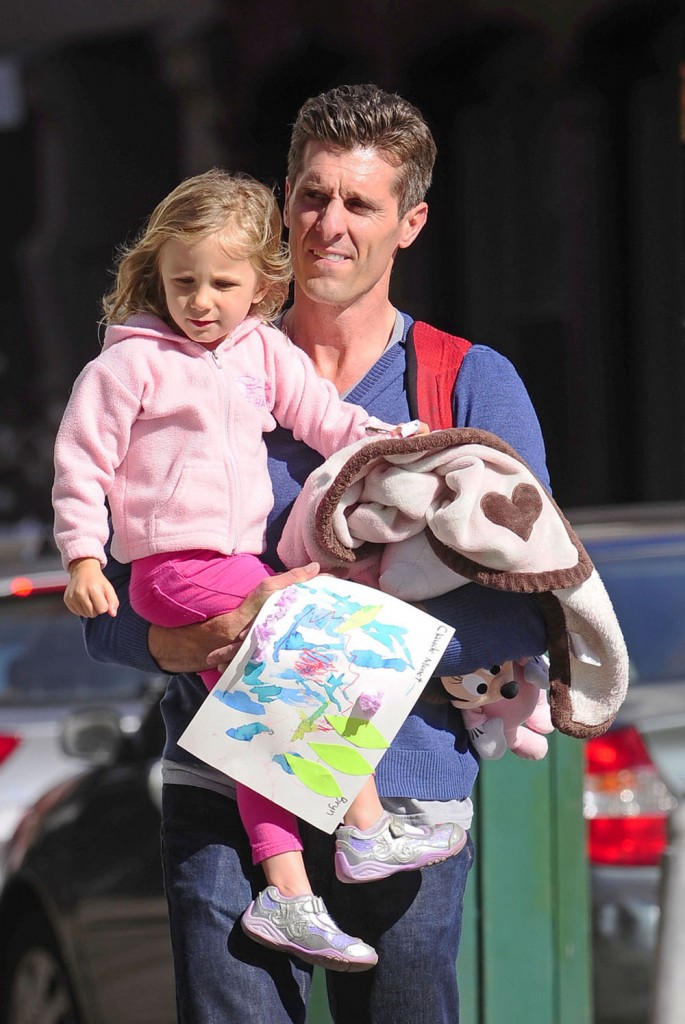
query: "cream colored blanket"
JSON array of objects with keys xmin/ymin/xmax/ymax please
[{"xmin": 278, "ymin": 427, "xmax": 629, "ymax": 739}]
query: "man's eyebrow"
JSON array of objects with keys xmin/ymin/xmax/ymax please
[
  {"xmin": 295, "ymin": 178, "xmax": 378, "ymax": 203},
  {"xmin": 296, "ymin": 180, "xmax": 332, "ymax": 196}
]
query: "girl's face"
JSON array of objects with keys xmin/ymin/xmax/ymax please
[{"xmin": 159, "ymin": 234, "xmax": 268, "ymax": 346}]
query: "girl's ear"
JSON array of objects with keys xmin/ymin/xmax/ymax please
[{"xmin": 251, "ymin": 279, "xmax": 270, "ymax": 307}]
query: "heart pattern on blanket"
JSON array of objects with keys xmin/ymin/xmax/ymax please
[{"xmin": 481, "ymin": 483, "xmax": 543, "ymax": 541}]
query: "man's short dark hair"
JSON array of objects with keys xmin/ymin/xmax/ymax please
[{"xmin": 287, "ymin": 83, "xmax": 437, "ymax": 217}]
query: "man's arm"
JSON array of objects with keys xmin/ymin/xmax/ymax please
[
  {"xmin": 453, "ymin": 345, "xmax": 550, "ymax": 484},
  {"xmin": 427, "ymin": 585, "xmax": 548, "ymax": 678},
  {"xmin": 83, "ymin": 540, "xmax": 320, "ymax": 674}
]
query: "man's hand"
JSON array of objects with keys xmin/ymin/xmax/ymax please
[
  {"xmin": 206, "ymin": 561, "xmax": 321, "ymax": 673},
  {"xmin": 65, "ymin": 557, "xmax": 120, "ymax": 618},
  {"xmin": 148, "ymin": 562, "xmax": 320, "ymax": 674},
  {"xmin": 366, "ymin": 419, "xmax": 430, "ymax": 438}
]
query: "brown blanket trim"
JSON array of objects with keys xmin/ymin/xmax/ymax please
[
  {"xmin": 535, "ymin": 591, "xmax": 618, "ymax": 738},
  {"xmin": 425, "ymin": 530, "xmax": 593, "ymax": 594},
  {"xmin": 314, "ymin": 426, "xmax": 594, "ymax": 592}
]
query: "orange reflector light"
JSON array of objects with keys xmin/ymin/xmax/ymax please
[{"xmin": 10, "ymin": 577, "xmax": 34, "ymax": 597}]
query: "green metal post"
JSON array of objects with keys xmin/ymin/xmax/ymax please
[{"xmin": 306, "ymin": 732, "xmax": 591, "ymax": 1023}]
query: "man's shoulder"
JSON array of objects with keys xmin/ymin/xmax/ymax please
[{"xmin": 401, "ymin": 315, "xmax": 512, "ymax": 370}]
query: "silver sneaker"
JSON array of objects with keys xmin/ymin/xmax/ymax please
[
  {"xmin": 241, "ymin": 886, "xmax": 378, "ymax": 972},
  {"xmin": 335, "ymin": 812, "xmax": 467, "ymax": 883}
]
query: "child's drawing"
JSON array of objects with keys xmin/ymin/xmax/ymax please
[{"xmin": 179, "ymin": 576, "xmax": 454, "ymax": 831}]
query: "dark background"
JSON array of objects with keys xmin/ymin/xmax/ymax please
[{"xmin": 0, "ymin": 0, "xmax": 682, "ymax": 529}]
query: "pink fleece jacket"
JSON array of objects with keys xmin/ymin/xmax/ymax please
[{"xmin": 52, "ymin": 313, "xmax": 374, "ymax": 570}]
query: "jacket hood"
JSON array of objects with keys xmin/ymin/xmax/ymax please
[
  {"xmin": 102, "ymin": 313, "xmax": 264, "ymax": 352},
  {"xmin": 102, "ymin": 313, "xmax": 184, "ymax": 351}
]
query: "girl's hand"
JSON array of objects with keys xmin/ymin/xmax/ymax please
[{"xmin": 64, "ymin": 558, "xmax": 120, "ymax": 618}]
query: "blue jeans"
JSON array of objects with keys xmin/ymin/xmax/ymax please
[{"xmin": 161, "ymin": 783, "xmax": 474, "ymax": 1024}]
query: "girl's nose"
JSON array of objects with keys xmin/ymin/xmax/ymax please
[{"xmin": 191, "ymin": 286, "xmax": 211, "ymax": 310}]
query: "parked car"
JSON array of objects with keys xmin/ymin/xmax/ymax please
[
  {"xmin": 0, "ymin": 560, "xmax": 164, "ymax": 865},
  {"xmin": 574, "ymin": 502, "xmax": 685, "ymax": 1023},
  {"xmin": 0, "ymin": 690, "xmax": 174, "ymax": 1024},
  {"xmin": 0, "ymin": 503, "xmax": 682, "ymax": 1024}
]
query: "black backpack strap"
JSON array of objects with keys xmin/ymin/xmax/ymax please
[{"xmin": 406, "ymin": 321, "xmax": 473, "ymax": 430}]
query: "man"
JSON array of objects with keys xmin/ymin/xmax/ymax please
[{"xmin": 86, "ymin": 83, "xmax": 550, "ymax": 1023}]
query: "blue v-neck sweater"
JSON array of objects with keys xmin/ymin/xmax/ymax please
[{"xmin": 85, "ymin": 314, "xmax": 550, "ymax": 803}]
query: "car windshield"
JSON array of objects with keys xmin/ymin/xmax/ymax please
[
  {"xmin": 586, "ymin": 533, "xmax": 685, "ymax": 684},
  {"xmin": 0, "ymin": 592, "xmax": 158, "ymax": 705}
]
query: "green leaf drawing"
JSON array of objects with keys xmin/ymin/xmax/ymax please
[
  {"xmin": 309, "ymin": 743, "xmax": 374, "ymax": 776},
  {"xmin": 284, "ymin": 753, "xmax": 342, "ymax": 797},
  {"xmin": 325, "ymin": 715, "xmax": 390, "ymax": 750}
]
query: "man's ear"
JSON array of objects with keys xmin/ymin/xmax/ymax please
[
  {"xmin": 283, "ymin": 179, "xmax": 292, "ymax": 229},
  {"xmin": 398, "ymin": 201, "xmax": 428, "ymax": 250}
]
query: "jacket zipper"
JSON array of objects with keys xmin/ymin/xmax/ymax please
[{"xmin": 208, "ymin": 347, "xmax": 240, "ymax": 551}]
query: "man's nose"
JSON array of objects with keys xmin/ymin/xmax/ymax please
[{"xmin": 317, "ymin": 199, "xmax": 345, "ymax": 237}]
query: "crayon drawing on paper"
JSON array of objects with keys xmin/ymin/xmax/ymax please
[{"xmin": 179, "ymin": 576, "xmax": 453, "ymax": 832}]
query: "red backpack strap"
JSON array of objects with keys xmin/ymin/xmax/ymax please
[{"xmin": 406, "ymin": 321, "xmax": 472, "ymax": 430}]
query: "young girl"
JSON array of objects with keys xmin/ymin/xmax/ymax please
[{"xmin": 52, "ymin": 169, "xmax": 465, "ymax": 972}]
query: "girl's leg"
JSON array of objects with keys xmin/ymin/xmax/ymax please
[
  {"xmin": 237, "ymin": 783, "xmax": 378, "ymax": 970},
  {"xmin": 236, "ymin": 784, "xmax": 312, "ymax": 897},
  {"xmin": 341, "ymin": 776, "xmax": 386, "ymax": 831},
  {"xmin": 129, "ymin": 551, "xmax": 377, "ymax": 968},
  {"xmin": 130, "ymin": 549, "xmax": 275, "ymax": 694},
  {"xmin": 130, "ymin": 551, "xmax": 320, "ymax": 892},
  {"xmin": 129, "ymin": 549, "xmax": 275, "ymax": 630}
]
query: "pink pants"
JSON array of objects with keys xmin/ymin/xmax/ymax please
[{"xmin": 130, "ymin": 549, "xmax": 304, "ymax": 865}]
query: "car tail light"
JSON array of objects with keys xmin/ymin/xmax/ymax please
[
  {"xmin": 0, "ymin": 734, "xmax": 21, "ymax": 764},
  {"xmin": 584, "ymin": 726, "xmax": 677, "ymax": 866}
]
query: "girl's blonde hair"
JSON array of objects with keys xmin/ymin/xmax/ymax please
[{"xmin": 103, "ymin": 169, "xmax": 291, "ymax": 325}]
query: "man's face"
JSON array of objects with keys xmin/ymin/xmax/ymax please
[{"xmin": 284, "ymin": 142, "xmax": 426, "ymax": 311}]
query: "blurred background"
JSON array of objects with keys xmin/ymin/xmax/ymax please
[
  {"xmin": 0, "ymin": 4, "xmax": 682, "ymax": 1022},
  {"xmin": 0, "ymin": 0, "xmax": 681, "ymax": 535}
]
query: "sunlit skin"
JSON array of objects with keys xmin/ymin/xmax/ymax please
[
  {"xmin": 159, "ymin": 235, "xmax": 268, "ymax": 348},
  {"xmin": 282, "ymin": 143, "xmax": 428, "ymax": 391},
  {"xmin": 64, "ymin": 235, "xmax": 269, "ymax": 619}
]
